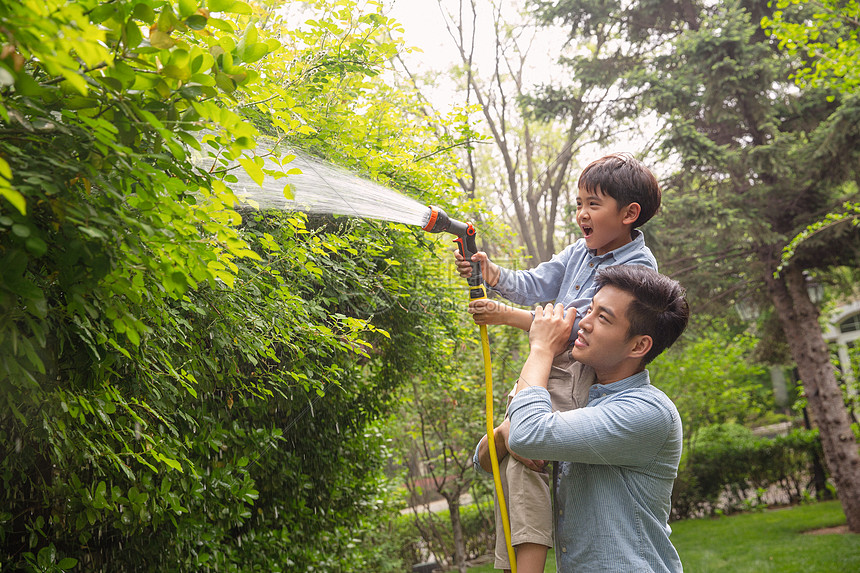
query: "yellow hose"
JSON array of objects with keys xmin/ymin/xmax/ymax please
[{"xmin": 480, "ymin": 324, "xmax": 517, "ymax": 573}]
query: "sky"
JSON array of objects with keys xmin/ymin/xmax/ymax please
[
  {"xmin": 384, "ymin": 0, "xmax": 567, "ymax": 110},
  {"xmin": 386, "ymin": 1, "xmax": 455, "ymax": 66},
  {"xmin": 381, "ymin": 0, "xmax": 656, "ymax": 171}
]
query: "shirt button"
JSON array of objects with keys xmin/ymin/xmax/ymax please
[
  {"xmin": 589, "ymin": 263, "xmax": 594, "ymax": 267},
  {"xmin": 575, "ymin": 285, "xmax": 580, "ymax": 290},
  {"xmin": 562, "ymin": 547, "xmax": 567, "ymax": 553}
]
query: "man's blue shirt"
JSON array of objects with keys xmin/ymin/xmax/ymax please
[{"xmin": 508, "ymin": 370, "xmax": 683, "ymax": 573}]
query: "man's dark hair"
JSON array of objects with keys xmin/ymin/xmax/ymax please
[
  {"xmin": 595, "ymin": 265, "xmax": 689, "ymax": 365},
  {"xmin": 578, "ymin": 153, "xmax": 661, "ymax": 228}
]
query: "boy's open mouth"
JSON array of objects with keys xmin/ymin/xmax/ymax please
[{"xmin": 581, "ymin": 225, "xmax": 593, "ymax": 238}]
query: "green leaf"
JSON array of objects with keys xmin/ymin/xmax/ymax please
[
  {"xmin": 11, "ymin": 223, "xmax": 30, "ymax": 238},
  {"xmin": 133, "ymin": 3, "xmax": 156, "ymax": 23},
  {"xmin": 178, "ymin": 0, "xmax": 197, "ymax": 18},
  {"xmin": 186, "ymin": 14, "xmax": 208, "ymax": 30},
  {"xmin": 162, "ymin": 64, "xmax": 191, "ymax": 81},
  {"xmin": 124, "ymin": 18, "xmax": 143, "ymax": 49},
  {"xmin": 209, "ymin": 0, "xmax": 235, "ymax": 12},
  {"xmin": 238, "ymin": 156, "xmax": 264, "ymax": 186},
  {"xmin": 150, "ymin": 30, "xmax": 176, "ymax": 50}
]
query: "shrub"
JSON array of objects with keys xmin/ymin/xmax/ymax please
[
  {"xmin": 672, "ymin": 423, "xmax": 826, "ymax": 519},
  {"xmin": 392, "ymin": 501, "xmax": 495, "ymax": 569}
]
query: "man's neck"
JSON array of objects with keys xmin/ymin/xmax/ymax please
[{"xmin": 594, "ymin": 363, "xmax": 645, "ymax": 385}]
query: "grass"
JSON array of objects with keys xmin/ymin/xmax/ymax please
[{"xmin": 466, "ymin": 501, "xmax": 858, "ymax": 572}]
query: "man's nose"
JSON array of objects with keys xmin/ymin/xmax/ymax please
[{"xmin": 580, "ymin": 314, "xmax": 593, "ymax": 331}]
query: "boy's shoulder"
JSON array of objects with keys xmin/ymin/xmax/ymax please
[{"xmin": 564, "ymin": 231, "xmax": 657, "ymax": 270}]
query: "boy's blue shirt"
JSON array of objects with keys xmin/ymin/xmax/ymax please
[{"xmin": 491, "ymin": 229, "xmax": 657, "ymax": 335}]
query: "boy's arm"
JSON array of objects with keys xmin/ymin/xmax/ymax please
[
  {"xmin": 468, "ymin": 299, "xmax": 535, "ymax": 331},
  {"xmin": 494, "ymin": 244, "xmax": 577, "ymax": 305},
  {"xmin": 455, "ymin": 245, "xmax": 578, "ymax": 305}
]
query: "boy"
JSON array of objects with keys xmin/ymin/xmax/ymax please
[
  {"xmin": 484, "ymin": 265, "xmax": 689, "ymax": 572},
  {"xmin": 456, "ymin": 153, "xmax": 661, "ymax": 572}
]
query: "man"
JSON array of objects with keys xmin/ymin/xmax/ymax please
[{"xmin": 476, "ymin": 265, "xmax": 689, "ymax": 572}]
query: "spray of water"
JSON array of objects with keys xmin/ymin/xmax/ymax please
[{"xmin": 216, "ymin": 144, "xmax": 432, "ymax": 228}]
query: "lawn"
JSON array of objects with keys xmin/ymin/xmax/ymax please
[{"xmin": 466, "ymin": 501, "xmax": 858, "ymax": 572}]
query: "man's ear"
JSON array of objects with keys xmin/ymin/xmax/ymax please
[
  {"xmin": 628, "ymin": 334, "xmax": 652, "ymax": 360},
  {"xmin": 622, "ymin": 202, "xmax": 641, "ymax": 225}
]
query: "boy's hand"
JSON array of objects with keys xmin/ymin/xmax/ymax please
[
  {"xmin": 529, "ymin": 303, "xmax": 576, "ymax": 357},
  {"xmin": 468, "ymin": 299, "xmax": 512, "ymax": 325},
  {"xmin": 453, "ymin": 249, "xmax": 500, "ymax": 287}
]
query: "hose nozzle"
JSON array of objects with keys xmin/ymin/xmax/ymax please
[
  {"xmin": 422, "ymin": 206, "xmax": 485, "ymax": 292},
  {"xmin": 422, "ymin": 205, "xmax": 469, "ymax": 237}
]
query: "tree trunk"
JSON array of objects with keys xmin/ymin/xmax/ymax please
[
  {"xmin": 446, "ymin": 493, "xmax": 468, "ymax": 573},
  {"xmin": 764, "ymin": 263, "xmax": 860, "ymax": 532}
]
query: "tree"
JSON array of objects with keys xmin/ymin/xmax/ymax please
[
  {"xmin": 400, "ymin": 0, "xmax": 622, "ymax": 266},
  {"xmin": 393, "ymin": 286, "xmax": 525, "ymax": 572},
  {"xmin": 651, "ymin": 328, "xmax": 772, "ymax": 449},
  {"xmin": 0, "ymin": 0, "xmax": 472, "ymax": 569},
  {"xmin": 762, "ymin": 0, "xmax": 860, "ymax": 94},
  {"xmin": 530, "ymin": 0, "xmax": 860, "ymax": 531}
]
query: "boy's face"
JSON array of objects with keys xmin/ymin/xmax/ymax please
[
  {"xmin": 571, "ymin": 285, "xmax": 639, "ymax": 378},
  {"xmin": 575, "ymin": 186, "xmax": 634, "ymax": 255}
]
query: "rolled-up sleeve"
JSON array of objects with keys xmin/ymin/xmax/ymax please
[{"xmin": 508, "ymin": 386, "xmax": 674, "ymax": 467}]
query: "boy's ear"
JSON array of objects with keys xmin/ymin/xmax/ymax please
[
  {"xmin": 622, "ymin": 202, "xmax": 641, "ymax": 225},
  {"xmin": 628, "ymin": 334, "xmax": 652, "ymax": 360}
]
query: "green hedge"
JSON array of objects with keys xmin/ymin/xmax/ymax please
[
  {"xmin": 386, "ymin": 501, "xmax": 495, "ymax": 570},
  {"xmin": 672, "ymin": 423, "xmax": 828, "ymax": 519}
]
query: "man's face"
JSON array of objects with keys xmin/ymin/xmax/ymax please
[{"xmin": 571, "ymin": 285, "xmax": 639, "ymax": 378}]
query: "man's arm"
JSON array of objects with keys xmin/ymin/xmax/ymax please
[
  {"xmin": 508, "ymin": 389, "xmax": 676, "ymax": 467},
  {"xmin": 475, "ymin": 419, "xmax": 548, "ymax": 473},
  {"xmin": 513, "ymin": 303, "xmax": 576, "ymax": 396},
  {"xmin": 475, "ymin": 421, "xmax": 508, "ymax": 473}
]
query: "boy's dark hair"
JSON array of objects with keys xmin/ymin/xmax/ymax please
[
  {"xmin": 578, "ymin": 153, "xmax": 661, "ymax": 228},
  {"xmin": 595, "ymin": 265, "xmax": 689, "ymax": 366}
]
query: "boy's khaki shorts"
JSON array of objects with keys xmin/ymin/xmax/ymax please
[{"xmin": 493, "ymin": 350, "xmax": 594, "ymax": 570}]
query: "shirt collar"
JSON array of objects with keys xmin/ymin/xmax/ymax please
[
  {"xmin": 589, "ymin": 369, "xmax": 650, "ymax": 400},
  {"xmin": 586, "ymin": 229, "xmax": 645, "ymax": 259}
]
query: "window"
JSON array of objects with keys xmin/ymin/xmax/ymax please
[{"xmin": 840, "ymin": 314, "xmax": 860, "ymax": 334}]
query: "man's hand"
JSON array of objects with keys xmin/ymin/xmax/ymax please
[
  {"xmin": 453, "ymin": 249, "xmax": 501, "ymax": 287},
  {"xmin": 478, "ymin": 418, "xmax": 548, "ymax": 473},
  {"xmin": 529, "ymin": 302, "xmax": 576, "ymax": 358}
]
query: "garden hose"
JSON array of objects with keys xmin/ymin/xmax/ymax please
[
  {"xmin": 480, "ymin": 323, "xmax": 517, "ymax": 573},
  {"xmin": 423, "ymin": 206, "xmax": 517, "ymax": 572}
]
